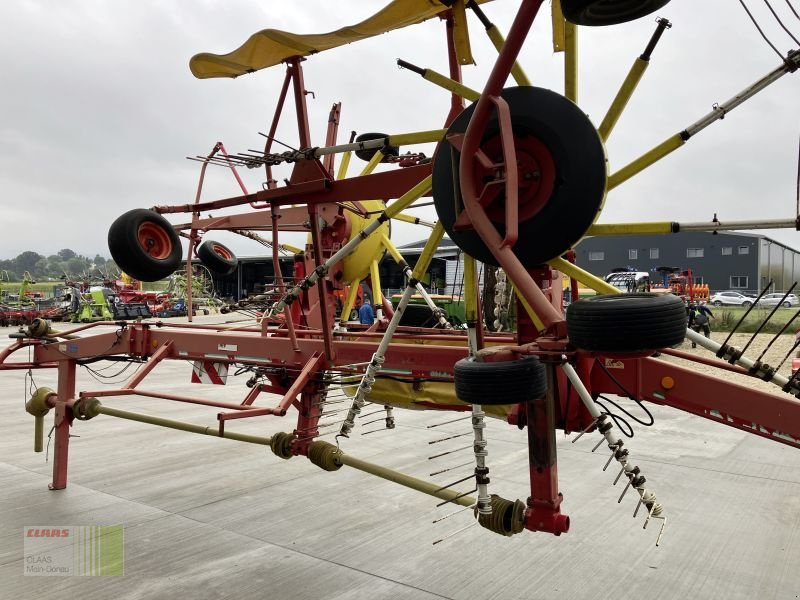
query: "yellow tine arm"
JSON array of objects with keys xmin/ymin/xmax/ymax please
[
  {"xmin": 469, "ymin": 1, "xmax": 531, "ymax": 85},
  {"xmin": 598, "ymin": 58, "xmax": 648, "ymax": 142},
  {"xmin": 340, "ymin": 282, "xmax": 361, "ymax": 325},
  {"xmin": 385, "ymin": 175, "xmax": 432, "ymax": 219},
  {"xmin": 336, "ymin": 149, "xmax": 352, "ymax": 180},
  {"xmin": 548, "ymin": 256, "xmax": 619, "ymax": 295},
  {"xmin": 586, "ymin": 222, "xmax": 674, "ymax": 236},
  {"xmin": 564, "ymin": 21, "xmax": 578, "ymax": 103},
  {"xmin": 391, "ymin": 212, "xmax": 436, "ymax": 228},
  {"xmin": 411, "ymin": 223, "xmax": 446, "ymax": 280},
  {"xmin": 388, "ymin": 129, "xmax": 447, "ymax": 146},
  {"xmin": 370, "ymin": 261, "xmax": 383, "ymax": 307},
  {"xmin": 607, "ymin": 134, "xmax": 684, "ymax": 191}
]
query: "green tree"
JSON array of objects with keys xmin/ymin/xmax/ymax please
[
  {"xmin": 58, "ymin": 249, "xmax": 77, "ymax": 260},
  {"xmin": 14, "ymin": 251, "xmax": 43, "ymax": 276}
]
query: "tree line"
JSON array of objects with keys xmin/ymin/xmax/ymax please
[{"xmin": 0, "ymin": 249, "xmax": 118, "ymax": 281}]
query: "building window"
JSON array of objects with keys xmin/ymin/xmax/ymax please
[
  {"xmin": 588, "ymin": 251, "xmax": 605, "ymax": 261},
  {"xmin": 738, "ymin": 246, "xmax": 749, "ymax": 255},
  {"xmin": 628, "ymin": 249, "xmax": 638, "ymax": 260},
  {"xmin": 649, "ymin": 248, "xmax": 659, "ymax": 259},
  {"xmin": 687, "ymin": 248, "xmax": 704, "ymax": 258},
  {"xmin": 730, "ymin": 276, "xmax": 748, "ymax": 289},
  {"xmin": 721, "ymin": 247, "xmax": 732, "ymax": 256}
]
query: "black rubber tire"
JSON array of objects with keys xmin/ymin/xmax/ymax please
[
  {"xmin": 108, "ymin": 209, "xmax": 182, "ymax": 282},
  {"xmin": 454, "ymin": 355, "xmax": 546, "ymax": 405},
  {"xmin": 354, "ymin": 132, "xmax": 399, "ymax": 162},
  {"xmin": 742, "ymin": 301, "xmax": 752, "ymax": 308},
  {"xmin": 197, "ymin": 240, "xmax": 237, "ymax": 275},
  {"xmin": 398, "ymin": 304, "xmax": 436, "ymax": 328},
  {"xmin": 432, "ymin": 86, "xmax": 606, "ymax": 267},
  {"xmin": 712, "ymin": 300, "xmax": 722, "ymax": 307},
  {"xmin": 784, "ymin": 301, "xmax": 791, "ymax": 308},
  {"xmin": 566, "ymin": 293, "xmax": 687, "ymax": 353},
  {"xmin": 561, "ymin": 0, "xmax": 671, "ymax": 26}
]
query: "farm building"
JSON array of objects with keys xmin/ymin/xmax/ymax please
[{"xmin": 574, "ymin": 231, "xmax": 800, "ymax": 294}]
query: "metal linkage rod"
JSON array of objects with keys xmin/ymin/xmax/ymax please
[
  {"xmin": 463, "ymin": 254, "xmax": 491, "ymax": 515},
  {"xmin": 380, "ymin": 233, "xmax": 453, "ymax": 329},
  {"xmin": 338, "ymin": 225, "xmax": 446, "ymax": 438},
  {"xmin": 338, "ymin": 287, "xmax": 414, "ymax": 438},
  {"xmin": 266, "ymin": 176, "xmax": 432, "ymax": 319},
  {"xmin": 609, "ymin": 49, "xmax": 800, "ymax": 190},
  {"xmin": 587, "ymin": 217, "xmax": 800, "ymax": 237},
  {"xmin": 561, "ymin": 360, "xmax": 666, "ymax": 545}
]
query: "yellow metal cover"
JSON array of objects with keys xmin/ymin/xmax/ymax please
[{"xmin": 190, "ymin": 0, "xmax": 493, "ymax": 79}]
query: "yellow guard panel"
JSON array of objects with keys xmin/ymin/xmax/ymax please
[{"xmin": 190, "ymin": 0, "xmax": 493, "ymax": 79}]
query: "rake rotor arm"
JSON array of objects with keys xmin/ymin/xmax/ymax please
[{"xmin": 581, "ymin": 354, "xmax": 800, "ymax": 451}]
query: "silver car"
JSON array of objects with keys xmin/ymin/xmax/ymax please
[
  {"xmin": 757, "ymin": 293, "xmax": 800, "ymax": 308},
  {"xmin": 709, "ymin": 291, "xmax": 753, "ymax": 307}
]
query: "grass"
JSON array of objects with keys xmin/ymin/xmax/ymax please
[{"xmin": 712, "ymin": 305, "xmax": 800, "ymax": 334}]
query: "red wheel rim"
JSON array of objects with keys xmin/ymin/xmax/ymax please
[
  {"xmin": 471, "ymin": 133, "xmax": 556, "ymax": 225},
  {"xmin": 137, "ymin": 222, "xmax": 173, "ymax": 259},
  {"xmin": 211, "ymin": 244, "xmax": 233, "ymax": 260}
]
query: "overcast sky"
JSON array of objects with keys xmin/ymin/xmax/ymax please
[{"xmin": 1, "ymin": 0, "xmax": 799, "ymax": 261}]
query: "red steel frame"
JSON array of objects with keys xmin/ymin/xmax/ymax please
[{"xmin": 3, "ymin": 1, "xmax": 800, "ymax": 538}]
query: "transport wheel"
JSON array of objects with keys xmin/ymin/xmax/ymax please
[
  {"xmin": 566, "ymin": 293, "xmax": 686, "ymax": 352},
  {"xmin": 432, "ymin": 86, "xmax": 606, "ymax": 267},
  {"xmin": 560, "ymin": 0, "xmax": 672, "ymax": 26},
  {"xmin": 454, "ymin": 355, "xmax": 546, "ymax": 405},
  {"xmin": 354, "ymin": 132, "xmax": 399, "ymax": 162},
  {"xmin": 108, "ymin": 209, "xmax": 182, "ymax": 282},
  {"xmin": 197, "ymin": 240, "xmax": 238, "ymax": 275}
]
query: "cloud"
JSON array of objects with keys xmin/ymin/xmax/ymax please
[{"xmin": 1, "ymin": 0, "xmax": 799, "ymax": 261}]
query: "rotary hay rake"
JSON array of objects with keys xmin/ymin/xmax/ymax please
[{"xmin": 3, "ymin": 0, "xmax": 800, "ymax": 546}]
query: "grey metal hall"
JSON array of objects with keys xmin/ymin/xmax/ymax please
[{"xmin": 574, "ymin": 231, "xmax": 800, "ymax": 294}]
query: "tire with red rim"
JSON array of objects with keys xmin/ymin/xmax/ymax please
[
  {"xmin": 108, "ymin": 209, "xmax": 182, "ymax": 281},
  {"xmin": 197, "ymin": 240, "xmax": 238, "ymax": 275}
]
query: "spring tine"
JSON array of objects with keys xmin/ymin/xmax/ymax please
[
  {"xmin": 591, "ymin": 437, "xmax": 606, "ymax": 452},
  {"xmin": 603, "ymin": 450, "xmax": 617, "ymax": 472},
  {"xmin": 427, "ymin": 415, "xmax": 472, "ymax": 428},
  {"xmin": 756, "ymin": 306, "xmax": 800, "ymax": 362},
  {"xmin": 428, "ymin": 445, "xmax": 473, "ymax": 460},
  {"xmin": 613, "ymin": 465, "xmax": 626, "ymax": 485},
  {"xmin": 435, "ymin": 488, "xmax": 478, "ymax": 508},
  {"xmin": 571, "ymin": 417, "xmax": 600, "ymax": 444},
  {"xmin": 320, "ymin": 409, "xmax": 345, "ymax": 417},
  {"xmin": 429, "ymin": 432, "xmax": 473, "ymax": 445},
  {"xmin": 432, "ymin": 474, "xmax": 475, "ymax": 494},
  {"xmin": 720, "ymin": 281, "xmax": 773, "ymax": 347},
  {"xmin": 359, "ymin": 410, "xmax": 388, "ymax": 419},
  {"xmin": 361, "ymin": 427, "xmax": 393, "ymax": 436},
  {"xmin": 361, "ymin": 417, "xmax": 388, "ymax": 426},
  {"xmin": 316, "ymin": 420, "xmax": 346, "ymax": 429},
  {"xmin": 432, "ymin": 520, "xmax": 477, "ymax": 545},
  {"xmin": 430, "ymin": 461, "xmax": 475, "ymax": 477},
  {"xmin": 655, "ymin": 517, "xmax": 667, "ymax": 546},
  {"xmin": 775, "ymin": 335, "xmax": 800, "ymax": 371},
  {"xmin": 432, "ymin": 503, "xmax": 477, "ymax": 523},
  {"xmin": 634, "ymin": 496, "xmax": 644, "ymax": 518},
  {"xmin": 618, "ymin": 479, "xmax": 633, "ymax": 503},
  {"xmin": 740, "ymin": 282, "xmax": 796, "ymax": 355}
]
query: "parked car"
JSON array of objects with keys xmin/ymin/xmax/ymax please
[
  {"xmin": 709, "ymin": 291, "xmax": 754, "ymax": 307},
  {"xmin": 757, "ymin": 293, "xmax": 800, "ymax": 308}
]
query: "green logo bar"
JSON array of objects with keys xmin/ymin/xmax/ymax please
[{"xmin": 24, "ymin": 525, "xmax": 124, "ymax": 576}]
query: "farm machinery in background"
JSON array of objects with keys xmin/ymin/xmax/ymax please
[
  {"xmin": 0, "ymin": 271, "xmax": 61, "ymax": 326},
  {"xmin": 3, "ymin": 0, "xmax": 800, "ymax": 547}
]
